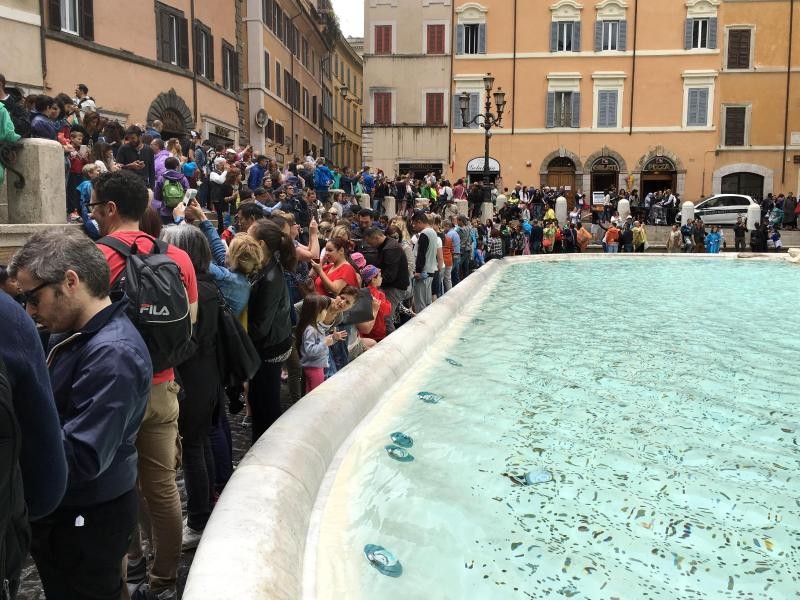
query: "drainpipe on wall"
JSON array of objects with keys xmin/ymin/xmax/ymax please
[
  {"xmin": 628, "ymin": 0, "xmax": 638, "ymax": 135},
  {"xmin": 782, "ymin": 0, "xmax": 795, "ymax": 185},
  {"xmin": 511, "ymin": 0, "xmax": 517, "ymax": 134},
  {"xmin": 38, "ymin": 0, "xmax": 47, "ymax": 86},
  {"xmin": 190, "ymin": 0, "xmax": 198, "ymax": 126}
]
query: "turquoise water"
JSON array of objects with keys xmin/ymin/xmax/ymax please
[{"xmin": 314, "ymin": 259, "xmax": 800, "ymax": 599}]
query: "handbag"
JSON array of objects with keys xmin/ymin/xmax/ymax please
[
  {"xmin": 338, "ymin": 288, "xmax": 374, "ymax": 326},
  {"xmin": 214, "ymin": 288, "xmax": 261, "ymax": 386}
]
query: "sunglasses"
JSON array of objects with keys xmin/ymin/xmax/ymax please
[{"xmin": 21, "ymin": 279, "xmax": 58, "ymax": 307}]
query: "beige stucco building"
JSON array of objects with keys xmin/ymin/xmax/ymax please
[
  {"xmin": 1, "ymin": 0, "xmax": 45, "ymax": 95},
  {"xmin": 362, "ymin": 0, "xmax": 453, "ymax": 177},
  {"xmin": 329, "ymin": 34, "xmax": 363, "ymax": 170},
  {"xmin": 450, "ymin": 0, "xmax": 800, "ymax": 203},
  {"xmin": 42, "ymin": 0, "xmax": 243, "ymax": 145},
  {"xmin": 244, "ymin": 0, "xmax": 329, "ymax": 164}
]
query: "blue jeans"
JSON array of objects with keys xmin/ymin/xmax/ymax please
[
  {"xmin": 451, "ymin": 255, "xmax": 461, "ymax": 285},
  {"xmin": 606, "ymin": 243, "xmax": 619, "ymax": 253}
]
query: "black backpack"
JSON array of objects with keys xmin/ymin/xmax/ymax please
[
  {"xmin": 0, "ymin": 355, "xmax": 30, "ymax": 597},
  {"xmin": 97, "ymin": 236, "xmax": 193, "ymax": 373}
]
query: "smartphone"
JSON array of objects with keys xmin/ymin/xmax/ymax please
[{"xmin": 186, "ymin": 189, "xmax": 198, "ymax": 201}]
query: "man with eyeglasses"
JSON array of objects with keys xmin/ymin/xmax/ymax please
[
  {"xmin": 9, "ymin": 228, "xmax": 151, "ymax": 600},
  {"xmin": 0, "ymin": 270, "xmax": 67, "ymax": 599}
]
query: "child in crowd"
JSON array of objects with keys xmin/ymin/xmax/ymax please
[
  {"xmin": 77, "ymin": 163, "xmax": 100, "ymax": 240},
  {"xmin": 296, "ymin": 294, "xmax": 347, "ymax": 394},
  {"xmin": 66, "ymin": 126, "xmax": 88, "ymax": 221},
  {"xmin": 360, "ymin": 265, "xmax": 392, "ymax": 342},
  {"xmin": 474, "ymin": 240, "xmax": 486, "ymax": 266},
  {"xmin": 154, "ymin": 156, "xmax": 190, "ymax": 224},
  {"xmin": 771, "ymin": 227, "xmax": 782, "ymax": 251}
]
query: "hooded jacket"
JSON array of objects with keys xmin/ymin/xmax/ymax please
[
  {"xmin": 153, "ymin": 169, "xmax": 190, "ymax": 217},
  {"xmin": 153, "ymin": 149, "xmax": 171, "ymax": 180},
  {"xmin": 47, "ymin": 300, "xmax": 151, "ymax": 507},
  {"xmin": 30, "ymin": 110, "xmax": 57, "ymax": 140}
]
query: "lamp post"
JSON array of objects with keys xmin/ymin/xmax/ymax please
[{"xmin": 460, "ymin": 73, "xmax": 506, "ymax": 215}]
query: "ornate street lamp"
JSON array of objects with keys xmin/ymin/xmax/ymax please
[{"xmin": 460, "ymin": 73, "xmax": 505, "ymax": 213}]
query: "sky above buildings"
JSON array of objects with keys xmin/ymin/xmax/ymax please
[{"xmin": 331, "ymin": 0, "xmax": 364, "ymax": 37}]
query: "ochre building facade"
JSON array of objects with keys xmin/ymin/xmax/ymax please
[
  {"xmin": 44, "ymin": 0, "xmax": 243, "ymax": 145},
  {"xmin": 450, "ymin": 0, "xmax": 800, "ymax": 202}
]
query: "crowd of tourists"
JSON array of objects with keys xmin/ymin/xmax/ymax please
[{"xmin": 2, "ymin": 72, "xmax": 798, "ymax": 600}]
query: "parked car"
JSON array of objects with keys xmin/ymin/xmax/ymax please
[{"xmin": 675, "ymin": 194, "xmax": 758, "ymax": 225}]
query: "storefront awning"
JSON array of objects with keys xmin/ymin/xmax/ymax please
[{"xmin": 466, "ymin": 156, "xmax": 500, "ymax": 173}]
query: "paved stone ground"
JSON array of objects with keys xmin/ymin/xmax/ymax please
[{"xmin": 17, "ymin": 386, "xmax": 294, "ymax": 600}]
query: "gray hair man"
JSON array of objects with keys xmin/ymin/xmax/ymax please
[{"xmin": 10, "ymin": 228, "xmax": 151, "ymax": 599}]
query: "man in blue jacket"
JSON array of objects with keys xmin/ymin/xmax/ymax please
[
  {"xmin": 247, "ymin": 154, "xmax": 268, "ymax": 191},
  {"xmin": 0, "ymin": 287, "xmax": 67, "ymax": 598},
  {"xmin": 9, "ymin": 228, "xmax": 152, "ymax": 600}
]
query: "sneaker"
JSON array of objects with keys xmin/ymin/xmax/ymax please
[
  {"xmin": 241, "ymin": 415, "xmax": 252, "ymax": 427},
  {"xmin": 131, "ymin": 584, "xmax": 176, "ymax": 600},
  {"xmin": 126, "ymin": 555, "xmax": 147, "ymax": 586},
  {"xmin": 182, "ymin": 521, "xmax": 203, "ymax": 550}
]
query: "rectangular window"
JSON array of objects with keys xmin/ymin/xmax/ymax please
[
  {"xmin": 374, "ymin": 25, "xmax": 392, "ymax": 55},
  {"xmin": 464, "ymin": 23, "xmax": 480, "ymax": 54},
  {"xmin": 312, "ymin": 95, "xmax": 317, "ymax": 124},
  {"xmin": 427, "ymin": 24, "xmax": 445, "ymax": 54},
  {"xmin": 49, "ymin": 0, "xmax": 93, "ymax": 40},
  {"xmin": 724, "ymin": 106, "xmax": 746, "ymax": 146},
  {"xmin": 554, "ymin": 91, "xmax": 572, "ymax": 127},
  {"xmin": 596, "ymin": 90, "xmax": 618, "ymax": 128},
  {"xmin": 272, "ymin": 4, "xmax": 281, "ymax": 34},
  {"xmin": 374, "ymin": 92, "xmax": 392, "ymax": 125},
  {"xmin": 61, "ymin": 0, "xmax": 79, "ymax": 34},
  {"xmin": 426, "ymin": 92, "xmax": 444, "ymax": 125},
  {"xmin": 194, "ymin": 22, "xmax": 213, "ymax": 80},
  {"xmin": 346, "ymin": 101, "xmax": 351, "ymax": 129},
  {"xmin": 303, "ymin": 139, "xmax": 310, "ymax": 157},
  {"xmin": 275, "ymin": 123, "xmax": 284, "ymax": 145},
  {"xmin": 284, "ymin": 69, "xmax": 290, "ymax": 104},
  {"xmin": 323, "ymin": 89, "xmax": 332, "ymax": 118},
  {"xmin": 156, "ymin": 4, "xmax": 188, "ymax": 68},
  {"xmin": 264, "ymin": 51, "xmax": 270, "ymax": 89},
  {"xmin": 303, "ymin": 88, "xmax": 309, "ymax": 118},
  {"xmin": 302, "ymin": 37, "xmax": 309, "ymax": 67},
  {"xmin": 222, "ymin": 42, "xmax": 238, "ymax": 92},
  {"xmin": 557, "ymin": 22, "xmax": 574, "ymax": 51},
  {"xmin": 692, "ymin": 18, "xmax": 709, "ymax": 49},
  {"xmin": 276, "ymin": 62, "xmax": 281, "ymax": 98},
  {"xmin": 546, "ymin": 91, "xmax": 580, "ymax": 128},
  {"xmin": 262, "ymin": 0, "xmax": 272, "ymax": 25},
  {"xmin": 727, "ymin": 29, "xmax": 751, "ymax": 69},
  {"xmin": 602, "ymin": 21, "xmax": 618, "ymax": 51},
  {"xmin": 686, "ymin": 87, "xmax": 710, "ymax": 126},
  {"xmin": 266, "ymin": 119, "xmax": 274, "ymax": 141}
]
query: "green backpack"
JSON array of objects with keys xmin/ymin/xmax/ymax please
[{"xmin": 162, "ymin": 179, "xmax": 185, "ymax": 209}]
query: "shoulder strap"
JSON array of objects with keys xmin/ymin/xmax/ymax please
[{"xmin": 97, "ymin": 236, "xmax": 132, "ymax": 257}]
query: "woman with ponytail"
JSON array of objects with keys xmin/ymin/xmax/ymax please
[
  {"xmin": 246, "ymin": 220, "xmax": 296, "ymax": 443},
  {"xmin": 311, "ymin": 236, "xmax": 359, "ymax": 296}
]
